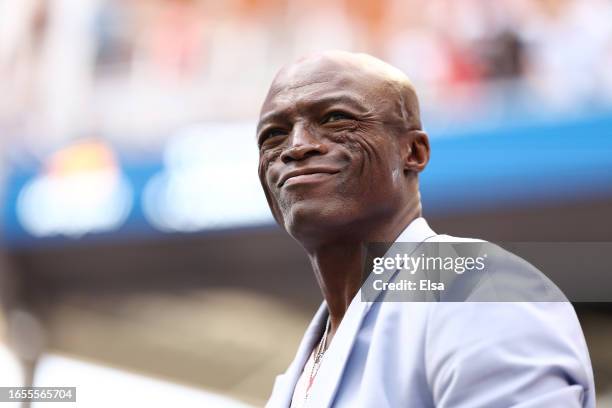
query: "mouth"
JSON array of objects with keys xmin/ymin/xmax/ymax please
[{"xmin": 277, "ymin": 167, "xmax": 340, "ymax": 188}]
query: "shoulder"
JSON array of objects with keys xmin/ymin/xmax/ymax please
[
  {"xmin": 424, "ymin": 233, "xmax": 567, "ymax": 302},
  {"xmin": 423, "ymin": 300, "xmax": 595, "ymax": 406},
  {"xmin": 418, "ymin": 237, "xmax": 594, "ymax": 406},
  {"xmin": 378, "ymin": 227, "xmax": 595, "ymax": 406}
]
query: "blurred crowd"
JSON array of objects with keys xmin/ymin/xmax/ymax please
[{"xmin": 0, "ymin": 0, "xmax": 611, "ymax": 153}]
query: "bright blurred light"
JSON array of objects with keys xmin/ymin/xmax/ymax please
[
  {"xmin": 143, "ymin": 122, "xmax": 273, "ymax": 232},
  {"xmin": 16, "ymin": 140, "xmax": 133, "ymax": 238},
  {"xmin": 33, "ymin": 353, "xmax": 253, "ymax": 408},
  {"xmin": 0, "ymin": 341, "xmax": 23, "ymax": 408},
  {"xmin": 0, "ymin": 344, "xmax": 24, "ymax": 386}
]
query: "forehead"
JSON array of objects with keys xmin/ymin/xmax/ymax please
[{"xmin": 259, "ymin": 59, "xmax": 386, "ymax": 121}]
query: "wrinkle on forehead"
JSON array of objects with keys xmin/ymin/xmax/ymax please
[{"xmin": 260, "ymin": 51, "xmax": 422, "ymax": 130}]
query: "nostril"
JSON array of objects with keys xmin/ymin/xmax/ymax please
[
  {"xmin": 303, "ymin": 149, "xmax": 320, "ymax": 159},
  {"xmin": 281, "ymin": 145, "xmax": 311, "ymax": 162},
  {"xmin": 280, "ymin": 143, "xmax": 327, "ymax": 163}
]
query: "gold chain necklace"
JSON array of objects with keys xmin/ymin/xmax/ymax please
[{"xmin": 304, "ymin": 316, "xmax": 331, "ymax": 402}]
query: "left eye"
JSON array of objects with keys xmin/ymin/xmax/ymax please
[{"xmin": 324, "ymin": 112, "xmax": 352, "ymax": 123}]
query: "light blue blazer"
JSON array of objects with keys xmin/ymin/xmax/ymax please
[{"xmin": 266, "ymin": 218, "xmax": 595, "ymax": 407}]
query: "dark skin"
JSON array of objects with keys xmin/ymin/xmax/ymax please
[{"xmin": 257, "ymin": 51, "xmax": 430, "ymax": 347}]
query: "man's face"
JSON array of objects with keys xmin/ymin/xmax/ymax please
[{"xmin": 257, "ymin": 58, "xmax": 410, "ymax": 239}]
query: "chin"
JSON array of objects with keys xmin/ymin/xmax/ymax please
[{"xmin": 282, "ymin": 198, "xmax": 357, "ymax": 240}]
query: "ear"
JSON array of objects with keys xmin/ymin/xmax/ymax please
[{"xmin": 400, "ymin": 130, "xmax": 430, "ymax": 174}]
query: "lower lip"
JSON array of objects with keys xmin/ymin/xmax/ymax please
[{"xmin": 282, "ymin": 172, "xmax": 336, "ymax": 187}]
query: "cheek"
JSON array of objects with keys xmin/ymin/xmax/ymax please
[
  {"xmin": 344, "ymin": 132, "xmax": 402, "ymax": 196},
  {"xmin": 258, "ymin": 154, "xmax": 278, "ymax": 207},
  {"xmin": 258, "ymin": 153, "xmax": 287, "ymax": 225},
  {"xmin": 391, "ymin": 167, "xmax": 403, "ymax": 187},
  {"xmin": 259, "ymin": 149, "xmax": 281, "ymax": 184},
  {"xmin": 345, "ymin": 131, "xmax": 391, "ymax": 173},
  {"xmin": 257, "ymin": 156, "xmax": 270, "ymax": 187}
]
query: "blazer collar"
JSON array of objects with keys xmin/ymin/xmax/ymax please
[
  {"xmin": 269, "ymin": 217, "xmax": 437, "ymax": 408},
  {"xmin": 268, "ymin": 302, "xmax": 329, "ymax": 407}
]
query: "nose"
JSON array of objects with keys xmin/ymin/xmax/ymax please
[{"xmin": 280, "ymin": 124, "xmax": 328, "ymax": 163}]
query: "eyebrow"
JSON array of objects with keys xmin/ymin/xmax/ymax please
[{"xmin": 256, "ymin": 93, "xmax": 369, "ymax": 134}]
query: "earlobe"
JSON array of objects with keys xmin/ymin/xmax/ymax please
[{"xmin": 404, "ymin": 130, "xmax": 430, "ymax": 173}]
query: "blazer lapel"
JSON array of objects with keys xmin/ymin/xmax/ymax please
[
  {"xmin": 267, "ymin": 301, "xmax": 328, "ymax": 407},
  {"xmin": 305, "ymin": 217, "xmax": 437, "ymax": 407},
  {"xmin": 268, "ymin": 218, "xmax": 437, "ymax": 408},
  {"xmin": 305, "ymin": 289, "xmax": 370, "ymax": 408}
]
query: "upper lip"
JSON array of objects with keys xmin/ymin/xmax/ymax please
[{"xmin": 278, "ymin": 167, "xmax": 340, "ymax": 187}]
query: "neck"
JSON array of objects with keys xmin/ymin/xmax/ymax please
[{"xmin": 305, "ymin": 201, "xmax": 422, "ymax": 339}]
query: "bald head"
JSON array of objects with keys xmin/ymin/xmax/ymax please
[{"xmin": 262, "ymin": 51, "xmax": 422, "ymax": 132}]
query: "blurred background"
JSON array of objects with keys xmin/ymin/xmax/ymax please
[{"xmin": 0, "ymin": 0, "xmax": 611, "ymax": 406}]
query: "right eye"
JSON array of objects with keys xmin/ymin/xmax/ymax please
[
  {"xmin": 265, "ymin": 128, "xmax": 286, "ymax": 138},
  {"xmin": 323, "ymin": 111, "xmax": 353, "ymax": 124},
  {"xmin": 259, "ymin": 128, "xmax": 287, "ymax": 147}
]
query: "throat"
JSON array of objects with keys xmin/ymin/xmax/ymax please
[{"xmin": 308, "ymin": 240, "xmax": 367, "ymax": 333}]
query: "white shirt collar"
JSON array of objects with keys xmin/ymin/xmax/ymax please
[{"xmin": 394, "ymin": 216, "xmax": 437, "ymax": 243}]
